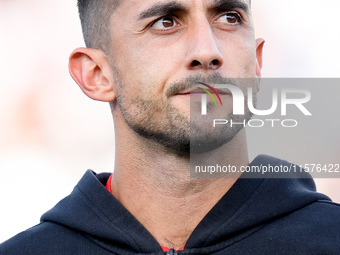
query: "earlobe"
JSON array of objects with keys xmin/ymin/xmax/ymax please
[
  {"xmin": 69, "ymin": 47, "xmax": 116, "ymax": 102},
  {"xmin": 255, "ymin": 38, "xmax": 265, "ymax": 78}
]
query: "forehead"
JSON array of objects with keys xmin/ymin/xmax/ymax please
[{"xmin": 115, "ymin": 0, "xmax": 251, "ymax": 18}]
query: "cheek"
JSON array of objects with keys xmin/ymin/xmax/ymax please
[
  {"xmin": 217, "ymin": 30, "xmax": 257, "ymax": 76},
  {"xmin": 226, "ymin": 46, "xmax": 257, "ymax": 76},
  {"xmin": 239, "ymin": 46, "xmax": 257, "ymax": 74},
  {"xmin": 114, "ymin": 36, "xmax": 185, "ymax": 96},
  {"xmin": 236, "ymin": 35, "xmax": 257, "ymax": 74}
]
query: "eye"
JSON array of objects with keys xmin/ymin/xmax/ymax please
[
  {"xmin": 215, "ymin": 12, "xmax": 242, "ymax": 25},
  {"xmin": 151, "ymin": 16, "xmax": 179, "ymax": 31}
]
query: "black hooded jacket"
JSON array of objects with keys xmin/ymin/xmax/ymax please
[{"xmin": 1, "ymin": 155, "xmax": 340, "ymax": 254}]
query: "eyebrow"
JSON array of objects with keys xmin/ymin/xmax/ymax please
[
  {"xmin": 138, "ymin": 1, "xmax": 187, "ymax": 20},
  {"xmin": 209, "ymin": 0, "xmax": 249, "ymax": 14}
]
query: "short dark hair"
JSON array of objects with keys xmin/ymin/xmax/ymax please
[{"xmin": 77, "ymin": 0, "xmax": 120, "ymax": 53}]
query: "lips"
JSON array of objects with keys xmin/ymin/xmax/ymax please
[{"xmin": 176, "ymin": 87, "xmax": 230, "ymax": 95}]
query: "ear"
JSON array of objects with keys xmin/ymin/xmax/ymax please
[
  {"xmin": 255, "ymin": 38, "xmax": 265, "ymax": 78},
  {"xmin": 69, "ymin": 47, "xmax": 115, "ymax": 102}
]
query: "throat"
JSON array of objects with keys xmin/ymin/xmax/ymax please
[
  {"xmin": 160, "ymin": 237, "xmax": 187, "ymax": 252},
  {"xmin": 110, "ymin": 174, "xmax": 238, "ymax": 251}
]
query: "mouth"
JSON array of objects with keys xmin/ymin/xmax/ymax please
[{"xmin": 176, "ymin": 86, "xmax": 230, "ymax": 96}]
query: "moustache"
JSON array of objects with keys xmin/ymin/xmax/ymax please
[{"xmin": 165, "ymin": 73, "xmax": 241, "ymax": 97}]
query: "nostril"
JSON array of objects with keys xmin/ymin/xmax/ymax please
[
  {"xmin": 210, "ymin": 59, "xmax": 219, "ymax": 66},
  {"xmin": 192, "ymin": 60, "xmax": 201, "ymax": 67},
  {"xmin": 190, "ymin": 59, "xmax": 221, "ymax": 69}
]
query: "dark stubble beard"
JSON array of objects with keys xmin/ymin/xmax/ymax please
[{"xmin": 113, "ymin": 68, "xmax": 256, "ymax": 154}]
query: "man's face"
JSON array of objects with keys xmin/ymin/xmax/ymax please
[{"xmin": 108, "ymin": 0, "xmax": 261, "ymax": 153}]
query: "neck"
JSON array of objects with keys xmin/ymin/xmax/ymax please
[{"xmin": 111, "ymin": 122, "xmax": 248, "ymax": 250}]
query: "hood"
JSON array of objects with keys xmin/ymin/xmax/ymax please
[{"xmin": 41, "ymin": 155, "xmax": 330, "ymax": 254}]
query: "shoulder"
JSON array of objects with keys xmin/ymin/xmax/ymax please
[
  {"xmin": 253, "ymin": 200, "xmax": 340, "ymax": 253},
  {"xmin": 288, "ymin": 199, "xmax": 340, "ymax": 233},
  {"xmin": 0, "ymin": 222, "xmax": 105, "ymax": 255}
]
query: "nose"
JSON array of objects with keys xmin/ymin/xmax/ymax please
[{"xmin": 185, "ymin": 20, "xmax": 223, "ymax": 71}]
